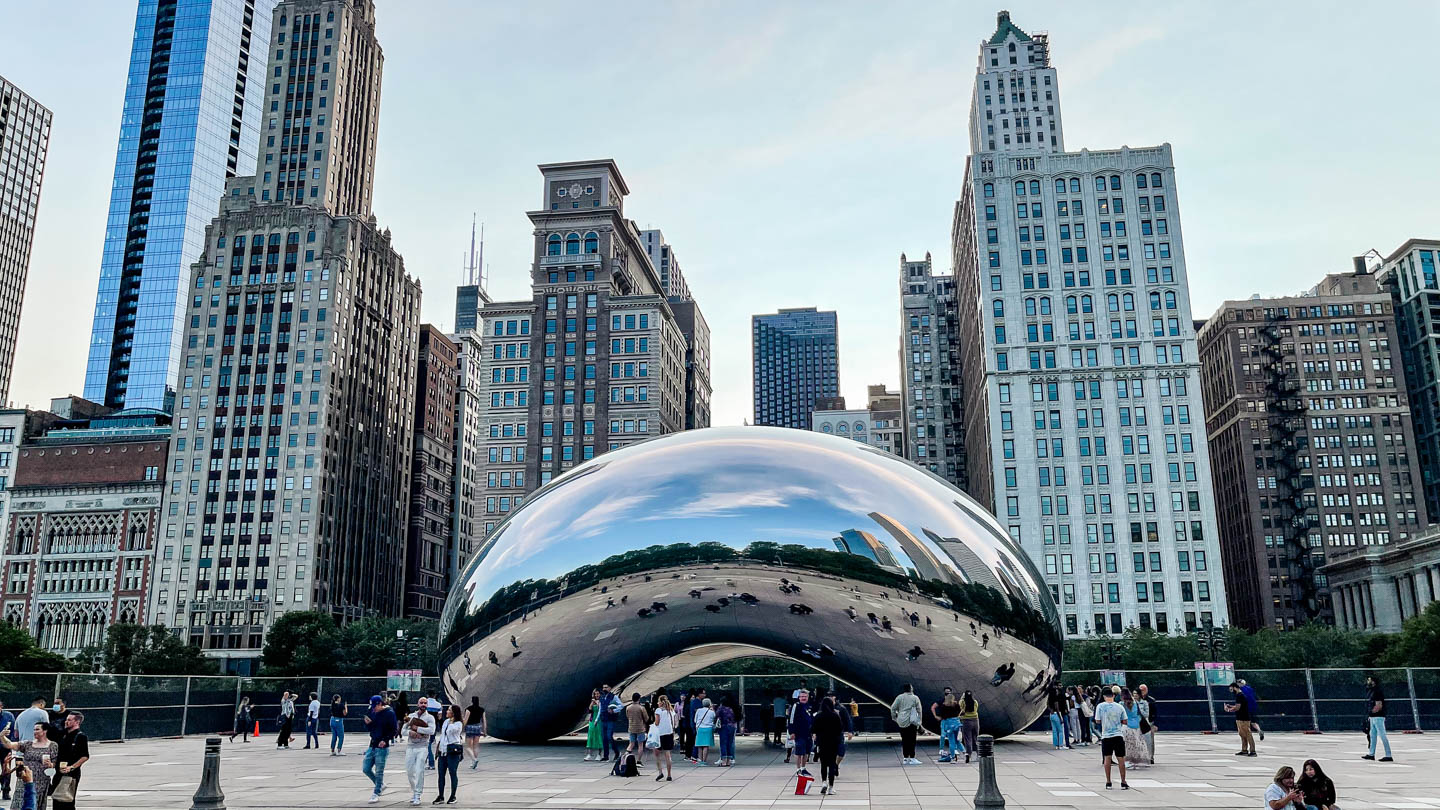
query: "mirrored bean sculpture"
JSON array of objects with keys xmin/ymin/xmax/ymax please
[{"xmin": 438, "ymin": 427, "xmax": 1062, "ymax": 742}]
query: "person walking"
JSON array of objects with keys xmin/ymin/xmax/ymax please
[
  {"xmin": 1137, "ymin": 684, "xmax": 1157, "ymax": 763},
  {"xmin": 464, "ymin": 697, "xmax": 486, "ymax": 770},
  {"xmin": 788, "ymin": 690, "xmax": 815, "ymax": 776},
  {"xmin": 1297, "ymin": 759, "xmax": 1338, "ymax": 810},
  {"xmin": 304, "ymin": 692, "xmax": 321, "ymax": 750},
  {"xmin": 276, "ymin": 691, "xmax": 295, "ymax": 749},
  {"xmin": 1094, "ymin": 687, "xmax": 1129, "ymax": 790},
  {"xmin": 692, "ymin": 698, "xmax": 716, "ymax": 766},
  {"xmin": 1, "ymin": 718, "xmax": 57, "ymax": 810},
  {"xmin": 959, "ymin": 690, "xmax": 980, "ymax": 763},
  {"xmin": 812, "ymin": 697, "xmax": 845, "ymax": 795},
  {"xmin": 433, "ymin": 705, "xmax": 464, "ymax": 805},
  {"xmin": 651, "ymin": 695, "xmax": 676, "ymax": 782},
  {"xmin": 597, "ymin": 685, "xmax": 622, "ymax": 762},
  {"xmin": 716, "ymin": 697, "xmax": 737, "ymax": 767},
  {"xmin": 403, "ymin": 697, "xmax": 437, "ymax": 806},
  {"xmin": 362, "ymin": 695, "xmax": 399, "ymax": 805},
  {"xmin": 1239, "ymin": 679, "xmax": 1265, "ymax": 742},
  {"xmin": 583, "ymin": 690, "xmax": 602, "ymax": 762},
  {"xmin": 889, "ymin": 684, "xmax": 923, "ymax": 765},
  {"xmin": 47, "ymin": 713, "xmax": 87, "ymax": 810},
  {"xmin": 1224, "ymin": 682, "xmax": 1257, "ymax": 757},
  {"xmin": 936, "ymin": 692, "xmax": 962, "ymax": 763},
  {"xmin": 624, "ymin": 693, "xmax": 651, "ymax": 767},
  {"xmin": 230, "ymin": 696, "xmax": 252, "ymax": 744},
  {"xmin": 1362, "ymin": 674, "xmax": 1393, "ymax": 762},
  {"xmin": 329, "ymin": 695, "xmax": 348, "ymax": 755}
]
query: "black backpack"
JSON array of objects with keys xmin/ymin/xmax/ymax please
[{"xmin": 610, "ymin": 752, "xmax": 638, "ymax": 777}]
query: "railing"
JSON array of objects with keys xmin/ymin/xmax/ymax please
[{"xmin": 1, "ymin": 667, "xmax": 1433, "ymax": 742}]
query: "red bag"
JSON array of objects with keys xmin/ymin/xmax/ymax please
[{"xmin": 795, "ymin": 774, "xmax": 814, "ymax": 795}]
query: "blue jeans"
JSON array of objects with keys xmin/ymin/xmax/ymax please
[
  {"xmin": 435, "ymin": 750, "xmax": 461, "ymax": 799},
  {"xmin": 330, "ymin": 717, "xmax": 345, "ymax": 751},
  {"xmin": 1369, "ymin": 716, "xmax": 1392, "ymax": 757},
  {"xmin": 719, "ymin": 725, "xmax": 736, "ymax": 759},
  {"xmin": 363, "ymin": 745, "xmax": 390, "ymax": 795},
  {"xmin": 1050, "ymin": 712, "xmax": 1064, "ymax": 747},
  {"xmin": 940, "ymin": 717, "xmax": 961, "ymax": 757},
  {"xmin": 601, "ymin": 721, "xmax": 620, "ymax": 759},
  {"xmin": 305, "ymin": 716, "xmax": 319, "ymax": 748}
]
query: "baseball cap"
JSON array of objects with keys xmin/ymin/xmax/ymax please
[{"xmin": 370, "ymin": 695, "xmax": 384, "ymax": 705}]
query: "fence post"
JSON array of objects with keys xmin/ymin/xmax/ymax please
[
  {"xmin": 316, "ymin": 677, "xmax": 325, "ymax": 707},
  {"xmin": 1304, "ymin": 669, "xmax": 1320, "ymax": 732},
  {"xmin": 121, "ymin": 674, "xmax": 134, "ymax": 742},
  {"xmin": 1203, "ymin": 677, "xmax": 1217, "ymax": 734},
  {"xmin": 1406, "ymin": 668, "xmax": 1422, "ymax": 732},
  {"xmin": 737, "ymin": 675, "xmax": 746, "ymax": 728},
  {"xmin": 180, "ymin": 676, "xmax": 192, "ymax": 738},
  {"xmin": 53, "ymin": 672, "xmax": 62, "ymax": 705}
]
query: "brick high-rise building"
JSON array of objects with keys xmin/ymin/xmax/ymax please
[
  {"xmin": 1198, "ymin": 267, "xmax": 1428, "ymax": 630},
  {"xmin": 475, "ymin": 161, "xmax": 702, "ymax": 539},
  {"xmin": 0, "ymin": 75, "xmax": 53, "ymax": 404},
  {"xmin": 404, "ymin": 326, "xmax": 456, "ymax": 619},
  {"xmin": 899, "ymin": 253, "xmax": 965, "ymax": 487},
  {"xmin": 85, "ymin": 1, "xmax": 276, "ymax": 411},
  {"xmin": 448, "ymin": 329, "xmax": 484, "ymax": 576},
  {"xmin": 151, "ymin": 0, "xmax": 421, "ymax": 672}
]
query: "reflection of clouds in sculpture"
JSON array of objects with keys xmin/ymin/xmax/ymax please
[{"xmin": 438, "ymin": 427, "xmax": 1062, "ymax": 743}]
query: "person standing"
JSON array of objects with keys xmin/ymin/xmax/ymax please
[
  {"xmin": 597, "ymin": 685, "xmax": 622, "ymax": 762},
  {"xmin": 1137, "ymin": 684, "xmax": 1157, "ymax": 763},
  {"xmin": 425, "ymin": 691, "xmax": 444, "ymax": 771},
  {"xmin": 433, "ymin": 705, "xmax": 464, "ymax": 805},
  {"xmin": 1067, "ymin": 688, "xmax": 1084, "ymax": 748},
  {"xmin": 959, "ymin": 690, "xmax": 980, "ymax": 763},
  {"xmin": 624, "ymin": 693, "xmax": 651, "ymax": 767},
  {"xmin": 276, "ymin": 691, "xmax": 296, "ymax": 749},
  {"xmin": 12, "ymin": 702, "xmax": 46, "ymax": 745},
  {"xmin": 0, "ymin": 700, "xmax": 15, "ymax": 803},
  {"xmin": 1224, "ymin": 682, "xmax": 1257, "ymax": 757},
  {"xmin": 583, "ymin": 690, "xmax": 602, "ymax": 762},
  {"xmin": 651, "ymin": 694, "xmax": 676, "ymax": 782},
  {"xmin": 1075, "ymin": 688, "xmax": 1093, "ymax": 747},
  {"xmin": 304, "ymin": 692, "xmax": 321, "ymax": 750},
  {"xmin": 48, "ymin": 713, "xmax": 87, "ymax": 810},
  {"xmin": 44, "ymin": 701, "xmax": 68, "ymax": 741},
  {"xmin": 1046, "ymin": 687, "xmax": 1069, "ymax": 750},
  {"xmin": 788, "ymin": 690, "xmax": 815, "ymax": 776},
  {"xmin": 929, "ymin": 687, "xmax": 954, "ymax": 757},
  {"xmin": 403, "ymin": 697, "xmax": 436, "ymax": 806},
  {"xmin": 692, "ymin": 698, "xmax": 716, "ymax": 766},
  {"xmin": 686, "ymin": 689, "xmax": 707, "ymax": 762},
  {"xmin": 768, "ymin": 693, "xmax": 786, "ymax": 747},
  {"xmin": 889, "ymin": 684, "xmax": 923, "ymax": 765},
  {"xmin": 1120, "ymin": 689, "xmax": 1150, "ymax": 766},
  {"xmin": 1, "ymin": 719, "xmax": 57, "ymax": 810},
  {"xmin": 362, "ymin": 695, "xmax": 398, "ymax": 805},
  {"xmin": 230, "ymin": 696, "xmax": 252, "ymax": 744},
  {"xmin": 1363, "ymin": 674, "xmax": 1393, "ymax": 762},
  {"xmin": 812, "ymin": 697, "xmax": 844, "ymax": 795},
  {"xmin": 716, "ymin": 697, "xmax": 737, "ymax": 767},
  {"xmin": 330, "ymin": 695, "xmax": 348, "ymax": 755},
  {"xmin": 1094, "ymin": 687, "xmax": 1129, "ymax": 791},
  {"xmin": 464, "ymin": 697, "xmax": 486, "ymax": 770},
  {"xmin": 935, "ymin": 693, "xmax": 962, "ymax": 763}
]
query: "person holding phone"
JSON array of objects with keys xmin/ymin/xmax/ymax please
[
  {"xmin": 0, "ymin": 721, "xmax": 57, "ymax": 810},
  {"xmin": 1265, "ymin": 766, "xmax": 1307, "ymax": 810}
]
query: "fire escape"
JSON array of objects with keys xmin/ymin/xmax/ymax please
[{"xmin": 1259, "ymin": 310, "xmax": 1320, "ymax": 624}]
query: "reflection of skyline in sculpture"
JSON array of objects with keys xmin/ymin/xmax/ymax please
[
  {"xmin": 437, "ymin": 427, "xmax": 1062, "ymax": 743},
  {"xmin": 832, "ymin": 528, "xmax": 903, "ymax": 573}
]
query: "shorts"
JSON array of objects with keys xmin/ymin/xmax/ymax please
[
  {"xmin": 793, "ymin": 735, "xmax": 813, "ymax": 757},
  {"xmin": 837, "ymin": 739, "xmax": 847, "ymax": 758},
  {"xmin": 629, "ymin": 732, "xmax": 647, "ymax": 745},
  {"xmin": 660, "ymin": 734, "xmax": 674, "ymax": 751},
  {"xmin": 465, "ymin": 724, "xmax": 484, "ymax": 738},
  {"xmin": 1100, "ymin": 736, "xmax": 1126, "ymax": 759}
]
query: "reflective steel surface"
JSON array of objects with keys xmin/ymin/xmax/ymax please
[{"xmin": 438, "ymin": 427, "xmax": 1062, "ymax": 742}]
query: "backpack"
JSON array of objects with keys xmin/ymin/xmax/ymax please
[{"xmin": 611, "ymin": 752, "xmax": 638, "ymax": 777}]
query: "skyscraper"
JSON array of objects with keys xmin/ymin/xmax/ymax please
[
  {"xmin": 0, "ymin": 75, "xmax": 53, "ymax": 404},
  {"xmin": 899, "ymin": 253, "xmax": 964, "ymax": 487},
  {"xmin": 1198, "ymin": 266, "xmax": 1427, "ymax": 630},
  {"xmin": 752, "ymin": 307, "xmax": 839, "ymax": 429},
  {"xmin": 1380, "ymin": 240, "xmax": 1440, "ymax": 521},
  {"xmin": 954, "ymin": 11, "xmax": 1226, "ymax": 636},
  {"xmin": 405, "ymin": 326, "xmax": 457, "ymax": 619},
  {"xmin": 475, "ymin": 161, "xmax": 707, "ymax": 540},
  {"xmin": 641, "ymin": 229, "xmax": 691, "ymax": 300},
  {"xmin": 150, "ymin": 0, "xmax": 421, "ymax": 672},
  {"xmin": 454, "ymin": 218, "xmax": 489, "ymax": 332},
  {"xmin": 85, "ymin": 0, "xmax": 276, "ymax": 411},
  {"xmin": 448, "ymin": 329, "xmax": 485, "ymax": 577}
]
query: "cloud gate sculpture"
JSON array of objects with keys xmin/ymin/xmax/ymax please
[{"xmin": 438, "ymin": 427, "xmax": 1062, "ymax": 742}]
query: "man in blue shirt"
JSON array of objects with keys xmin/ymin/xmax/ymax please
[
  {"xmin": 597, "ymin": 685, "xmax": 622, "ymax": 762},
  {"xmin": 687, "ymin": 689, "xmax": 707, "ymax": 762},
  {"xmin": 361, "ymin": 695, "xmax": 399, "ymax": 805},
  {"xmin": 788, "ymin": 690, "xmax": 815, "ymax": 777},
  {"xmin": 1094, "ymin": 687, "xmax": 1129, "ymax": 791}
]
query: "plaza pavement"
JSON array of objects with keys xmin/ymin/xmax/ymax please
[{"xmin": 66, "ymin": 729, "xmax": 1437, "ymax": 810}]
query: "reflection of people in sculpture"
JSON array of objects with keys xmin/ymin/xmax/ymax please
[
  {"xmin": 867, "ymin": 612, "xmax": 878, "ymax": 625},
  {"xmin": 844, "ymin": 606, "xmax": 858, "ymax": 622},
  {"xmin": 905, "ymin": 646, "xmax": 925, "ymax": 661},
  {"xmin": 463, "ymin": 653, "xmax": 471, "ymax": 673},
  {"xmin": 488, "ymin": 651, "xmax": 499, "ymax": 666},
  {"xmin": 881, "ymin": 616, "xmax": 892, "ymax": 631},
  {"xmin": 982, "ymin": 633, "xmax": 990, "ymax": 649},
  {"xmin": 990, "ymin": 663, "xmax": 1016, "ymax": 686}
]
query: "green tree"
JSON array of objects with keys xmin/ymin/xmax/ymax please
[
  {"xmin": 260, "ymin": 611, "xmax": 340, "ymax": 676},
  {"xmin": 334, "ymin": 616, "xmax": 438, "ymax": 676},
  {"xmin": 0, "ymin": 621, "xmax": 71, "ymax": 672},
  {"xmin": 1379, "ymin": 601, "xmax": 1440, "ymax": 668},
  {"xmin": 90, "ymin": 624, "xmax": 217, "ymax": 675}
]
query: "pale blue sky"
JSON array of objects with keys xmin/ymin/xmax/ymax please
[{"xmin": 4, "ymin": 2, "xmax": 1439, "ymax": 424}]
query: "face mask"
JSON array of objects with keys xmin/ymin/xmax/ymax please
[{"xmin": 53, "ymin": 705, "xmax": 61, "ymax": 712}]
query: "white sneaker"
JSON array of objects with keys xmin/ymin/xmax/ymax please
[
  {"xmin": 584, "ymin": 754, "xmax": 593, "ymax": 761},
  {"xmin": 368, "ymin": 795, "xmax": 380, "ymax": 805}
]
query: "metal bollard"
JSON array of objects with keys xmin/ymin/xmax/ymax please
[
  {"xmin": 190, "ymin": 737, "xmax": 226, "ymax": 810},
  {"xmin": 973, "ymin": 734, "xmax": 1005, "ymax": 809}
]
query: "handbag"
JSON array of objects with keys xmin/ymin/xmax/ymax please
[
  {"xmin": 51, "ymin": 774, "xmax": 77, "ymax": 802},
  {"xmin": 645, "ymin": 724, "xmax": 661, "ymax": 750},
  {"xmin": 445, "ymin": 743, "xmax": 464, "ymax": 758}
]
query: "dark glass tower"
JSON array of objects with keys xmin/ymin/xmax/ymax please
[{"xmin": 751, "ymin": 307, "xmax": 839, "ymax": 429}]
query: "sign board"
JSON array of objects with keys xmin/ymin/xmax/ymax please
[
  {"xmin": 1099, "ymin": 669, "xmax": 1126, "ymax": 687},
  {"xmin": 1194, "ymin": 661, "xmax": 1235, "ymax": 686},
  {"xmin": 387, "ymin": 669, "xmax": 423, "ymax": 692}
]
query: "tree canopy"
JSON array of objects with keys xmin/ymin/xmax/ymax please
[
  {"xmin": 83, "ymin": 624, "xmax": 217, "ymax": 675},
  {"xmin": 0, "ymin": 622, "xmax": 71, "ymax": 673},
  {"xmin": 260, "ymin": 611, "xmax": 438, "ymax": 676}
]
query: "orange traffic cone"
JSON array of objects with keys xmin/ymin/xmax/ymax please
[{"xmin": 254, "ymin": 720, "xmax": 260, "ymax": 737}]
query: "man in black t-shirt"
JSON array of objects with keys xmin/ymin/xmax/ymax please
[
  {"xmin": 1362, "ymin": 675, "xmax": 1393, "ymax": 762},
  {"xmin": 52, "ymin": 712, "xmax": 89, "ymax": 810}
]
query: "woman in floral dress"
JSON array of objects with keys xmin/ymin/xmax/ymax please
[{"xmin": 2, "ymin": 719, "xmax": 59, "ymax": 810}]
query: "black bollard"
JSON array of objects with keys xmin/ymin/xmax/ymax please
[
  {"xmin": 190, "ymin": 736, "xmax": 226, "ymax": 810},
  {"xmin": 973, "ymin": 734, "xmax": 1005, "ymax": 809}
]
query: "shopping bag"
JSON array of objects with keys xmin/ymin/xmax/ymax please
[{"xmin": 795, "ymin": 773, "xmax": 814, "ymax": 794}]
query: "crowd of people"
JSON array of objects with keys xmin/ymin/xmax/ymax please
[{"xmin": 0, "ymin": 697, "xmax": 89, "ymax": 810}]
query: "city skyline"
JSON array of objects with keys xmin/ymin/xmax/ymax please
[{"xmin": 6, "ymin": 2, "xmax": 1440, "ymax": 424}]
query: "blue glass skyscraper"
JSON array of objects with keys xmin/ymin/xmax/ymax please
[
  {"xmin": 752, "ymin": 307, "xmax": 840, "ymax": 429},
  {"xmin": 84, "ymin": 0, "xmax": 275, "ymax": 410}
]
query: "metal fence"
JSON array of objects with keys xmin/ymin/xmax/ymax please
[{"xmin": 1, "ymin": 667, "xmax": 1433, "ymax": 742}]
